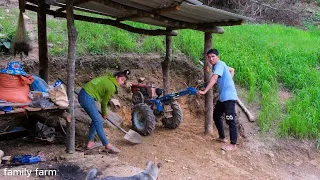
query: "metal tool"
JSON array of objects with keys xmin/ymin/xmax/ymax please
[{"xmin": 59, "ymin": 79, "xmax": 142, "ymax": 144}]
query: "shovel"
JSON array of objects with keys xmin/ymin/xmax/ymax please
[{"xmin": 58, "ymin": 79, "xmax": 142, "ymax": 144}]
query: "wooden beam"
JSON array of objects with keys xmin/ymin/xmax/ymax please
[
  {"xmin": 56, "ymin": 0, "xmax": 92, "ymax": 12},
  {"xmin": 156, "ymin": 5, "xmax": 181, "ymax": 14},
  {"xmin": 117, "ymin": 5, "xmax": 181, "ymax": 22},
  {"xmin": 25, "ymin": 4, "xmax": 178, "ymax": 36},
  {"xmin": 161, "ymin": 31, "xmax": 172, "ymax": 94},
  {"xmin": 66, "ymin": 0, "xmax": 77, "ymax": 154},
  {"xmin": 97, "ymin": 0, "xmax": 218, "ymax": 31},
  {"xmin": 204, "ymin": 32, "xmax": 213, "ymax": 135},
  {"xmin": 37, "ymin": 0, "xmax": 48, "ymax": 82},
  {"xmin": 19, "ymin": 0, "xmax": 26, "ymax": 12}
]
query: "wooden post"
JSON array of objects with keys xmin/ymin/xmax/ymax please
[
  {"xmin": 66, "ymin": 0, "xmax": 77, "ymax": 154},
  {"xmin": 204, "ymin": 32, "xmax": 213, "ymax": 135},
  {"xmin": 161, "ymin": 34, "xmax": 172, "ymax": 94},
  {"xmin": 37, "ymin": 0, "xmax": 48, "ymax": 82}
]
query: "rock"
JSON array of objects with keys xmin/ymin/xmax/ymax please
[
  {"xmin": 138, "ymin": 77, "xmax": 145, "ymax": 83},
  {"xmin": 110, "ymin": 98, "xmax": 121, "ymax": 112},
  {"xmin": 23, "ymin": 14, "xmax": 30, "ymax": 20},
  {"xmin": 48, "ymin": 43, "xmax": 54, "ymax": 48},
  {"xmin": 293, "ymin": 161, "xmax": 303, "ymax": 167},
  {"xmin": 309, "ymin": 160, "xmax": 317, "ymax": 166},
  {"xmin": 106, "ymin": 110, "xmax": 123, "ymax": 129},
  {"xmin": 165, "ymin": 159, "xmax": 175, "ymax": 163}
]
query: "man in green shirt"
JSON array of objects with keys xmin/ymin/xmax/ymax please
[{"xmin": 78, "ymin": 70, "xmax": 130, "ymax": 154}]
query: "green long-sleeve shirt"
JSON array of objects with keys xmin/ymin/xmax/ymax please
[{"xmin": 83, "ymin": 74, "xmax": 119, "ymax": 116}]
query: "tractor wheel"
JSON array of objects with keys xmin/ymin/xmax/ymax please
[
  {"xmin": 132, "ymin": 91, "xmax": 144, "ymax": 104},
  {"xmin": 131, "ymin": 103, "xmax": 156, "ymax": 136},
  {"xmin": 162, "ymin": 101, "xmax": 182, "ymax": 129}
]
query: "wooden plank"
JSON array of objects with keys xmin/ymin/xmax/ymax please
[
  {"xmin": 0, "ymin": 129, "xmax": 29, "ymax": 141},
  {"xmin": 25, "ymin": 106, "xmax": 42, "ymax": 112},
  {"xmin": 5, "ymin": 108, "xmax": 26, "ymax": 114},
  {"xmin": 0, "ymin": 111, "xmax": 5, "ymax": 115},
  {"xmin": 41, "ymin": 106, "xmax": 59, "ymax": 110}
]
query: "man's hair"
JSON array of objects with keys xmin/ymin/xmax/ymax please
[
  {"xmin": 207, "ymin": 48, "xmax": 219, "ymax": 56},
  {"xmin": 114, "ymin": 69, "xmax": 130, "ymax": 78}
]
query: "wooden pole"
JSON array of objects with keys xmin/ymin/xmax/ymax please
[
  {"xmin": 37, "ymin": 0, "xmax": 48, "ymax": 82},
  {"xmin": 161, "ymin": 34, "xmax": 172, "ymax": 94},
  {"xmin": 66, "ymin": 0, "xmax": 77, "ymax": 154},
  {"xmin": 204, "ymin": 32, "xmax": 213, "ymax": 135}
]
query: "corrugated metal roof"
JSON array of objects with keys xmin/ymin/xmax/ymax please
[{"xmin": 52, "ymin": 0, "xmax": 253, "ymax": 30}]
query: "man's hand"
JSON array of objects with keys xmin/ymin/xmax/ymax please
[
  {"xmin": 103, "ymin": 115, "xmax": 108, "ymax": 119},
  {"xmin": 197, "ymin": 90, "xmax": 206, "ymax": 95}
]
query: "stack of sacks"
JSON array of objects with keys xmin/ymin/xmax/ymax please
[{"xmin": 0, "ymin": 61, "xmax": 33, "ymax": 103}]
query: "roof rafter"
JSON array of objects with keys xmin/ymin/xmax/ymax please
[
  {"xmin": 25, "ymin": 4, "xmax": 178, "ymax": 36},
  {"xmin": 116, "ymin": 4, "xmax": 181, "ymax": 22},
  {"xmin": 96, "ymin": 0, "xmax": 226, "ymax": 32}
]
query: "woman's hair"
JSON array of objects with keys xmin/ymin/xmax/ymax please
[{"xmin": 114, "ymin": 69, "xmax": 130, "ymax": 78}]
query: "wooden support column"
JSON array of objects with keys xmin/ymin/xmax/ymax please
[
  {"xmin": 66, "ymin": 0, "xmax": 78, "ymax": 154},
  {"xmin": 204, "ymin": 32, "xmax": 213, "ymax": 135},
  {"xmin": 37, "ymin": 0, "xmax": 48, "ymax": 82},
  {"xmin": 161, "ymin": 33, "xmax": 172, "ymax": 94}
]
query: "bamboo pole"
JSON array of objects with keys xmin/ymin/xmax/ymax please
[
  {"xmin": 204, "ymin": 32, "xmax": 213, "ymax": 135},
  {"xmin": 66, "ymin": 0, "xmax": 77, "ymax": 154}
]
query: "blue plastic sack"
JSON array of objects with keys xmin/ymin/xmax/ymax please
[{"xmin": 30, "ymin": 74, "xmax": 49, "ymax": 92}]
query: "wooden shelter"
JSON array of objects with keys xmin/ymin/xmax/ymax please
[{"xmin": 18, "ymin": 0, "xmax": 252, "ymax": 153}]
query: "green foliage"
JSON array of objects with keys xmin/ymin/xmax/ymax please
[{"xmin": 2, "ymin": 7, "xmax": 320, "ymax": 145}]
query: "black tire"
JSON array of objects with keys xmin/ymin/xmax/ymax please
[
  {"xmin": 132, "ymin": 91, "xmax": 144, "ymax": 104},
  {"xmin": 131, "ymin": 103, "xmax": 156, "ymax": 136},
  {"xmin": 162, "ymin": 101, "xmax": 182, "ymax": 129}
]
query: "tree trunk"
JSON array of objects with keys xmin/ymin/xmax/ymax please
[
  {"xmin": 37, "ymin": 0, "xmax": 48, "ymax": 82},
  {"xmin": 66, "ymin": 0, "xmax": 77, "ymax": 154},
  {"xmin": 204, "ymin": 32, "xmax": 213, "ymax": 135},
  {"xmin": 161, "ymin": 34, "xmax": 172, "ymax": 94}
]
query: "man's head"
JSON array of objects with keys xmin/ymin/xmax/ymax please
[
  {"xmin": 207, "ymin": 48, "xmax": 220, "ymax": 65},
  {"xmin": 114, "ymin": 70, "xmax": 130, "ymax": 86}
]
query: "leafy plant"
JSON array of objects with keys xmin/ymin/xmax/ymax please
[{"xmin": 0, "ymin": 31, "xmax": 15, "ymax": 54}]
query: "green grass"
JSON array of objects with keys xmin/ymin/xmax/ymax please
[{"xmin": 1, "ymin": 8, "xmax": 320, "ymax": 144}]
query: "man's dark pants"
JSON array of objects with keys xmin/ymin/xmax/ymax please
[{"xmin": 213, "ymin": 100, "xmax": 237, "ymax": 144}]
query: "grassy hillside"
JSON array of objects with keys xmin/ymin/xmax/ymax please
[{"xmin": 1, "ymin": 9, "xmax": 320, "ymax": 145}]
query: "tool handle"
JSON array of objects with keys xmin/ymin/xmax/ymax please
[
  {"xmin": 104, "ymin": 117, "xmax": 128, "ymax": 134},
  {"xmin": 58, "ymin": 78, "xmax": 128, "ymax": 135}
]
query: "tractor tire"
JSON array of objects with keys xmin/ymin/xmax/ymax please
[
  {"xmin": 162, "ymin": 101, "xmax": 182, "ymax": 129},
  {"xmin": 132, "ymin": 91, "xmax": 144, "ymax": 104},
  {"xmin": 131, "ymin": 103, "xmax": 156, "ymax": 136}
]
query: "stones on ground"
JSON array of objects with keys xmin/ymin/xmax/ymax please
[{"xmin": 138, "ymin": 77, "xmax": 145, "ymax": 83}]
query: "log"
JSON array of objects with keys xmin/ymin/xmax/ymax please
[
  {"xmin": 37, "ymin": 0, "xmax": 49, "ymax": 82},
  {"xmin": 66, "ymin": 0, "xmax": 77, "ymax": 154},
  {"xmin": 204, "ymin": 32, "xmax": 213, "ymax": 135},
  {"xmin": 161, "ymin": 33, "xmax": 172, "ymax": 94},
  {"xmin": 237, "ymin": 99, "xmax": 255, "ymax": 122}
]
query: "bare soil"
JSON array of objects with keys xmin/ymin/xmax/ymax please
[{"xmin": 1, "ymin": 53, "xmax": 320, "ymax": 180}]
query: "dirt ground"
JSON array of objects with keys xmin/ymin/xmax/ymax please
[{"xmin": 1, "ymin": 2, "xmax": 320, "ymax": 179}]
